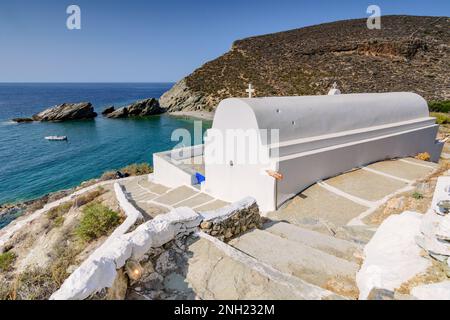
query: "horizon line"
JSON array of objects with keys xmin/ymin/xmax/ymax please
[{"xmin": 0, "ymin": 81, "xmax": 177, "ymax": 84}]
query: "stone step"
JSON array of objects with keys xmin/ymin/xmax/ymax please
[
  {"xmin": 184, "ymin": 237, "xmax": 341, "ymax": 300},
  {"xmin": 229, "ymin": 229, "xmax": 360, "ymax": 298},
  {"xmin": 263, "ymin": 221, "xmax": 362, "ymax": 262}
]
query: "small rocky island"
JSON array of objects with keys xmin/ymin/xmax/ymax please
[
  {"xmin": 103, "ymin": 98, "xmax": 165, "ymax": 118},
  {"xmin": 12, "ymin": 102, "xmax": 97, "ymax": 122}
]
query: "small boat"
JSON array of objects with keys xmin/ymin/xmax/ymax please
[{"xmin": 45, "ymin": 136, "xmax": 68, "ymax": 141}]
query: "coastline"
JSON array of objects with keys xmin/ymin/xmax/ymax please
[
  {"xmin": 0, "ymin": 163, "xmax": 153, "ymax": 231},
  {"xmin": 168, "ymin": 110, "xmax": 215, "ymax": 121}
]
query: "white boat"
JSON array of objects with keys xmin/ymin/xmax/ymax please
[{"xmin": 45, "ymin": 136, "xmax": 68, "ymax": 141}]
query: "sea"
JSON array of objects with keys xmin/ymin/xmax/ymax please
[{"xmin": 0, "ymin": 83, "xmax": 211, "ymax": 209}]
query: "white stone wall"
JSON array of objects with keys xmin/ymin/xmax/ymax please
[{"xmin": 50, "ymin": 187, "xmax": 257, "ymax": 300}]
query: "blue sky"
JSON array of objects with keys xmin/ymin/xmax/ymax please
[{"xmin": 0, "ymin": 0, "xmax": 448, "ymax": 82}]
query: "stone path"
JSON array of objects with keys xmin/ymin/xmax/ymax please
[
  {"xmin": 268, "ymin": 158, "xmax": 437, "ymax": 243},
  {"xmin": 127, "ymin": 157, "xmax": 439, "ymax": 300},
  {"xmin": 120, "ymin": 176, "xmax": 229, "ymax": 220},
  {"xmin": 182, "ymin": 158, "xmax": 438, "ymax": 300}
]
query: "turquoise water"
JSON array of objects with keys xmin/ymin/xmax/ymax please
[{"xmin": 0, "ymin": 83, "xmax": 211, "ymax": 205}]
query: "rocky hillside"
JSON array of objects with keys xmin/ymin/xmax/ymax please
[{"xmin": 160, "ymin": 15, "xmax": 450, "ymax": 112}]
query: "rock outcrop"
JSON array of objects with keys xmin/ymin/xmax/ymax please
[
  {"xmin": 11, "ymin": 118, "xmax": 33, "ymax": 123},
  {"xmin": 106, "ymin": 98, "xmax": 165, "ymax": 118},
  {"xmin": 160, "ymin": 15, "xmax": 450, "ymax": 112},
  {"xmin": 101, "ymin": 106, "xmax": 115, "ymax": 116},
  {"xmin": 11, "ymin": 102, "xmax": 97, "ymax": 122}
]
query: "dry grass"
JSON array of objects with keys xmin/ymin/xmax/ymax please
[
  {"xmin": 73, "ymin": 187, "xmax": 105, "ymax": 208},
  {"xmin": 0, "ymin": 251, "xmax": 16, "ymax": 272},
  {"xmin": 415, "ymin": 152, "xmax": 431, "ymax": 162},
  {"xmin": 46, "ymin": 201, "xmax": 73, "ymax": 223},
  {"xmin": 324, "ymin": 276, "xmax": 359, "ymax": 299},
  {"xmin": 100, "ymin": 163, "xmax": 153, "ymax": 181},
  {"xmin": 10, "ymin": 268, "xmax": 59, "ymax": 300},
  {"xmin": 396, "ymin": 259, "xmax": 449, "ymax": 295}
]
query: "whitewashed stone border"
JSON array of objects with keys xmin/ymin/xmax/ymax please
[
  {"xmin": 111, "ymin": 183, "xmax": 143, "ymax": 239},
  {"xmin": 356, "ymin": 211, "xmax": 431, "ymax": 300},
  {"xmin": 50, "ymin": 206, "xmax": 201, "ymax": 300},
  {"xmin": 50, "ymin": 192, "xmax": 257, "ymax": 300}
]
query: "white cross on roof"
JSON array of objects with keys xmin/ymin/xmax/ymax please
[{"xmin": 246, "ymin": 83, "xmax": 255, "ymax": 98}]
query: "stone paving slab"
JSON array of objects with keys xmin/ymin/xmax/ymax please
[
  {"xmin": 403, "ymin": 157, "xmax": 438, "ymax": 168},
  {"xmin": 185, "ymin": 237, "xmax": 323, "ymax": 300},
  {"xmin": 153, "ymin": 186, "xmax": 199, "ymax": 206},
  {"xmin": 366, "ymin": 160, "xmax": 434, "ymax": 181},
  {"xmin": 263, "ymin": 221, "xmax": 362, "ymax": 262},
  {"xmin": 140, "ymin": 180, "xmax": 171, "ymax": 195},
  {"xmin": 229, "ymin": 229, "xmax": 359, "ymax": 290},
  {"xmin": 325, "ymin": 169, "xmax": 407, "ymax": 202},
  {"xmin": 134, "ymin": 201, "xmax": 169, "ymax": 219},
  {"xmin": 268, "ymin": 184, "xmax": 367, "ymax": 227},
  {"xmin": 194, "ymin": 199, "xmax": 230, "ymax": 212},
  {"xmin": 174, "ymin": 193, "xmax": 214, "ymax": 208}
]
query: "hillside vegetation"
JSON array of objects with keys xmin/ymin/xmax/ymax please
[{"xmin": 160, "ymin": 16, "xmax": 450, "ymax": 112}]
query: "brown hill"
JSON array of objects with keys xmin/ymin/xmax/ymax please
[{"xmin": 160, "ymin": 15, "xmax": 450, "ymax": 112}]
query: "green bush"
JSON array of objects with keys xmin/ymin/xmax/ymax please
[
  {"xmin": 53, "ymin": 216, "xmax": 65, "ymax": 227},
  {"xmin": 75, "ymin": 202, "xmax": 121, "ymax": 242},
  {"xmin": 431, "ymin": 112, "xmax": 450, "ymax": 125},
  {"xmin": 429, "ymin": 101, "xmax": 450, "ymax": 113},
  {"xmin": 0, "ymin": 251, "xmax": 16, "ymax": 272},
  {"xmin": 412, "ymin": 192, "xmax": 424, "ymax": 200}
]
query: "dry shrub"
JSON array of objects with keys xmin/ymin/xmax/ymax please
[
  {"xmin": 11, "ymin": 268, "xmax": 59, "ymax": 300},
  {"xmin": 324, "ymin": 276, "xmax": 359, "ymax": 299},
  {"xmin": 100, "ymin": 163, "xmax": 153, "ymax": 181},
  {"xmin": 100, "ymin": 170, "xmax": 117, "ymax": 181},
  {"xmin": 415, "ymin": 152, "xmax": 431, "ymax": 162},
  {"xmin": 49, "ymin": 243, "xmax": 81, "ymax": 286},
  {"xmin": 396, "ymin": 260, "xmax": 449, "ymax": 295},
  {"xmin": 0, "ymin": 279, "xmax": 13, "ymax": 300},
  {"xmin": 0, "ymin": 251, "xmax": 16, "ymax": 272},
  {"xmin": 46, "ymin": 201, "xmax": 73, "ymax": 221},
  {"xmin": 121, "ymin": 163, "xmax": 153, "ymax": 176},
  {"xmin": 73, "ymin": 187, "xmax": 105, "ymax": 208}
]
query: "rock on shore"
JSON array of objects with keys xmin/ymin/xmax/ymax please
[
  {"xmin": 101, "ymin": 106, "xmax": 115, "ymax": 116},
  {"xmin": 106, "ymin": 98, "xmax": 165, "ymax": 118},
  {"xmin": 12, "ymin": 102, "xmax": 97, "ymax": 122}
]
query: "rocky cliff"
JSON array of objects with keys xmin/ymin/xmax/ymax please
[
  {"xmin": 160, "ymin": 15, "xmax": 450, "ymax": 112},
  {"xmin": 105, "ymin": 98, "xmax": 165, "ymax": 118}
]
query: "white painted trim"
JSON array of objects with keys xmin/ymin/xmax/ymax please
[
  {"xmin": 192, "ymin": 198, "xmax": 220, "ymax": 211},
  {"xmin": 398, "ymin": 159, "xmax": 436, "ymax": 169},
  {"xmin": 317, "ymin": 181, "xmax": 374, "ymax": 208},
  {"xmin": 360, "ymin": 166, "xmax": 413, "ymax": 184},
  {"xmin": 171, "ymin": 192, "xmax": 202, "ymax": 207}
]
